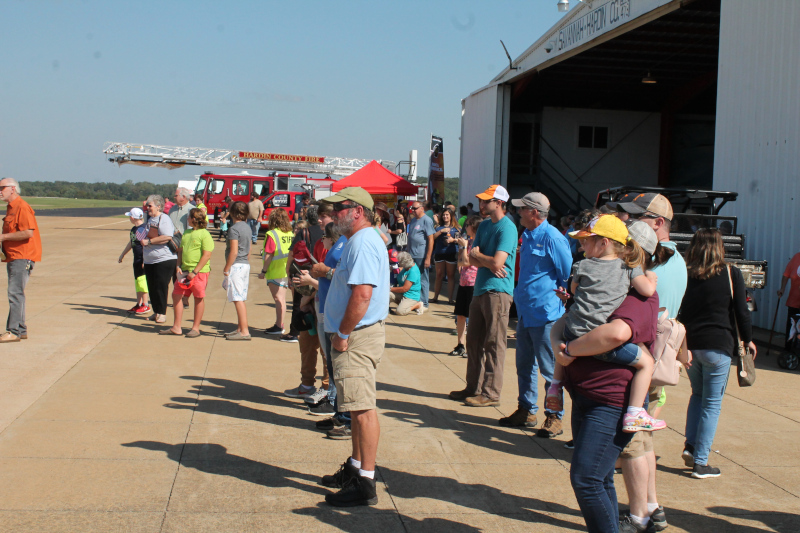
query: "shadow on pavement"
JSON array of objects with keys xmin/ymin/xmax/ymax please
[
  {"xmin": 163, "ymin": 376, "xmax": 316, "ymax": 428},
  {"xmin": 378, "ymin": 466, "xmax": 583, "ymax": 530},
  {"xmin": 121, "ymin": 441, "xmax": 327, "ymax": 496}
]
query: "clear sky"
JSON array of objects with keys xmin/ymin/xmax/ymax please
[{"xmin": 0, "ymin": 1, "xmax": 564, "ymax": 185}]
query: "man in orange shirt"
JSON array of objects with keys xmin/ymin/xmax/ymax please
[
  {"xmin": 778, "ymin": 251, "xmax": 800, "ymax": 349},
  {"xmin": 0, "ymin": 178, "xmax": 42, "ymax": 343}
]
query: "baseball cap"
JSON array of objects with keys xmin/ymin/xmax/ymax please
[
  {"xmin": 606, "ymin": 192, "xmax": 638, "ymax": 211},
  {"xmin": 617, "ymin": 193, "xmax": 674, "ymax": 221},
  {"xmin": 476, "ymin": 184, "xmax": 509, "ymax": 202},
  {"xmin": 626, "ymin": 220, "xmax": 658, "ymax": 255},
  {"xmin": 176, "ymin": 275, "xmax": 195, "ymax": 291},
  {"xmin": 511, "ymin": 192, "xmax": 549, "ymax": 212},
  {"xmin": 388, "ymin": 249, "xmax": 399, "ymax": 263},
  {"xmin": 569, "ymin": 214, "xmax": 629, "ymax": 245},
  {"xmin": 321, "ymin": 187, "xmax": 374, "ymax": 210},
  {"xmin": 126, "ymin": 207, "xmax": 144, "ymax": 219}
]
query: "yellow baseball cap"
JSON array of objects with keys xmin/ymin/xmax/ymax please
[
  {"xmin": 476, "ymin": 184, "xmax": 510, "ymax": 202},
  {"xmin": 568, "ymin": 214, "xmax": 629, "ymax": 245}
]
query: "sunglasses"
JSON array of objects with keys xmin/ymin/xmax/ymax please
[
  {"xmin": 633, "ymin": 213, "xmax": 660, "ymax": 220},
  {"xmin": 331, "ymin": 202, "xmax": 357, "ymax": 212},
  {"xmin": 0, "ymin": 185, "xmax": 14, "ymax": 190}
]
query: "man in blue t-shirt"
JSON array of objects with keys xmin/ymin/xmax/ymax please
[
  {"xmin": 319, "ymin": 187, "xmax": 389, "ymax": 508},
  {"xmin": 407, "ymin": 201, "xmax": 434, "ymax": 306},
  {"xmin": 449, "ymin": 185, "xmax": 517, "ymax": 407}
]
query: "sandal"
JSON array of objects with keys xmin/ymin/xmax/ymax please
[
  {"xmin": 159, "ymin": 328, "xmax": 182, "ymax": 335},
  {"xmin": 185, "ymin": 330, "xmax": 201, "ymax": 338},
  {"xmin": 227, "ymin": 331, "xmax": 252, "ymax": 341}
]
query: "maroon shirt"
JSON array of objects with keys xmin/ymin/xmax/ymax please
[{"xmin": 564, "ymin": 290, "xmax": 658, "ymax": 408}]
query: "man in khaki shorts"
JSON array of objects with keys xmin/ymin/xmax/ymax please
[{"xmin": 318, "ymin": 187, "xmax": 389, "ymax": 507}]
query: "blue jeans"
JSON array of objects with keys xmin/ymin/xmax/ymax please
[
  {"xmin": 247, "ymin": 219, "xmax": 260, "ymax": 243},
  {"xmin": 516, "ymin": 318, "xmax": 562, "ymax": 418},
  {"xmin": 684, "ymin": 349, "xmax": 731, "ymax": 466},
  {"xmin": 570, "ymin": 393, "xmax": 633, "ymax": 533},
  {"xmin": 412, "ymin": 256, "xmax": 430, "ymax": 306}
]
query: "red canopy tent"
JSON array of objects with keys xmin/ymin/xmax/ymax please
[{"xmin": 331, "ymin": 160, "xmax": 418, "ymax": 196}]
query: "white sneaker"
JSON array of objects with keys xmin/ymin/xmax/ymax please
[
  {"xmin": 304, "ymin": 388, "xmax": 329, "ymax": 405},
  {"xmin": 416, "ymin": 306, "xmax": 425, "ymax": 315}
]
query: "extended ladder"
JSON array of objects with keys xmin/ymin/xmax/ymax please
[{"xmin": 104, "ymin": 142, "xmax": 395, "ymax": 177}]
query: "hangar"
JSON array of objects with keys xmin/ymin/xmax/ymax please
[{"xmin": 458, "ymin": 0, "xmax": 800, "ymax": 328}]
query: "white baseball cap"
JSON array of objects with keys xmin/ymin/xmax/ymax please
[{"xmin": 125, "ymin": 207, "xmax": 144, "ymax": 220}]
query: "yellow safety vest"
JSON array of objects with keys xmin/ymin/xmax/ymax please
[
  {"xmin": 196, "ymin": 201, "xmax": 208, "ymax": 221},
  {"xmin": 265, "ymin": 228, "xmax": 293, "ymax": 280}
]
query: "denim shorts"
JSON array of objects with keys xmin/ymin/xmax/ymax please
[
  {"xmin": 564, "ymin": 328, "xmax": 641, "ymax": 366},
  {"xmin": 594, "ymin": 342, "xmax": 642, "ymax": 366}
]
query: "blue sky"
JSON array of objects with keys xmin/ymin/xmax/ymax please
[{"xmin": 0, "ymin": 1, "xmax": 564, "ymax": 185}]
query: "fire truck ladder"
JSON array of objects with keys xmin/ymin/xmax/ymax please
[{"xmin": 103, "ymin": 142, "xmax": 394, "ymax": 177}]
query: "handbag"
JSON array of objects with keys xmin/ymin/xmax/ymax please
[
  {"xmin": 727, "ymin": 265, "xmax": 756, "ymax": 386},
  {"xmin": 396, "ymin": 231, "xmax": 408, "ymax": 248}
]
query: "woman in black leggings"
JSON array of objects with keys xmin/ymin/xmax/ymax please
[{"xmin": 141, "ymin": 194, "xmax": 178, "ymax": 324}]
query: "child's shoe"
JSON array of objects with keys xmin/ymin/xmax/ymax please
[
  {"xmin": 544, "ymin": 388, "xmax": 563, "ymax": 412},
  {"xmin": 622, "ymin": 411, "xmax": 667, "ymax": 433},
  {"xmin": 135, "ymin": 304, "xmax": 151, "ymax": 314}
]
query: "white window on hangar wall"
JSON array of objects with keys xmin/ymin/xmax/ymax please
[{"xmin": 577, "ymin": 125, "xmax": 609, "ymax": 150}]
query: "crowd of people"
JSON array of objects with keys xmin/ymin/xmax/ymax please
[
  {"xmin": 110, "ymin": 185, "xmax": 759, "ymax": 528},
  {"xmin": 0, "ymin": 177, "xmax": 765, "ymax": 529}
]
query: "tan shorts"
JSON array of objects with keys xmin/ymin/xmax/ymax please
[
  {"xmin": 391, "ymin": 292, "xmax": 419, "ymax": 316},
  {"xmin": 620, "ymin": 387, "xmax": 662, "ymax": 459},
  {"xmin": 331, "ymin": 321, "xmax": 385, "ymax": 412}
]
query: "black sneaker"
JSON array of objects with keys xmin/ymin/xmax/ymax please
[
  {"xmin": 264, "ymin": 325, "xmax": 284, "ymax": 335},
  {"xmin": 619, "ymin": 515, "xmax": 649, "ymax": 533},
  {"xmin": 280, "ymin": 334, "xmax": 299, "ymax": 343},
  {"xmin": 563, "ymin": 440, "xmax": 574, "ymax": 449},
  {"xmin": 325, "ymin": 474, "xmax": 378, "ymax": 507},
  {"xmin": 316, "ymin": 416, "xmax": 341, "ymax": 431},
  {"xmin": 691, "ymin": 463, "xmax": 721, "ymax": 479},
  {"xmin": 682, "ymin": 443, "xmax": 695, "ymax": 467},
  {"xmin": 449, "ymin": 344, "xmax": 466, "ymax": 357},
  {"xmin": 649, "ymin": 506, "xmax": 668, "ymax": 531},
  {"xmin": 321, "ymin": 462, "xmax": 359, "ymax": 489},
  {"xmin": 309, "ymin": 401, "xmax": 336, "ymax": 416}
]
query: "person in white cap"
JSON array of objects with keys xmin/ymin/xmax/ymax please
[
  {"xmin": 118, "ymin": 207, "xmax": 151, "ymax": 314},
  {"xmin": 449, "ymin": 184, "xmax": 517, "ymax": 407}
]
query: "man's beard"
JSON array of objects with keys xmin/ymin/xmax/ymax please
[{"xmin": 333, "ymin": 210, "xmax": 356, "ymax": 235}]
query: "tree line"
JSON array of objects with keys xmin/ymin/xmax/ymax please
[{"xmin": 20, "ymin": 180, "xmax": 176, "ymax": 201}]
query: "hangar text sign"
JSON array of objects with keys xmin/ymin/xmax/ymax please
[{"xmin": 556, "ymin": 0, "xmax": 632, "ymax": 52}]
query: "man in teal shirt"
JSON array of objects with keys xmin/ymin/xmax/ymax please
[{"xmin": 449, "ymin": 184, "xmax": 517, "ymax": 407}]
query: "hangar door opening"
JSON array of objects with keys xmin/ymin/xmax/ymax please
[{"xmin": 506, "ymin": 0, "xmax": 721, "ymax": 216}]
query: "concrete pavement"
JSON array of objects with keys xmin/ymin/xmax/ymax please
[{"xmin": 0, "ymin": 215, "xmax": 798, "ymax": 532}]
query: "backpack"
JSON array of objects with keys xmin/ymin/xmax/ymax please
[{"xmin": 650, "ymin": 308, "xmax": 687, "ymax": 387}]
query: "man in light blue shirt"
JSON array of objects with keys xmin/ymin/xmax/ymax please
[
  {"xmin": 319, "ymin": 187, "xmax": 389, "ymax": 508},
  {"xmin": 502, "ymin": 192, "xmax": 572, "ymax": 438},
  {"xmin": 617, "ymin": 192, "xmax": 687, "ymax": 529}
]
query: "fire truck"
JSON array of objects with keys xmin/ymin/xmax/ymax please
[{"xmin": 104, "ymin": 142, "xmax": 397, "ymax": 228}]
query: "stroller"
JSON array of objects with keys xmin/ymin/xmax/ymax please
[{"xmin": 778, "ymin": 313, "xmax": 800, "ymax": 370}]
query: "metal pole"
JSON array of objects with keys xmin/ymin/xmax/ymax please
[{"xmin": 767, "ymin": 298, "xmax": 782, "ymax": 355}]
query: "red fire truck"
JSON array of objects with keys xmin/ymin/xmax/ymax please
[{"xmin": 104, "ymin": 142, "xmax": 397, "ymax": 229}]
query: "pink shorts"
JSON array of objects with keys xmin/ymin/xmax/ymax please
[{"xmin": 173, "ymin": 272, "xmax": 209, "ymax": 299}]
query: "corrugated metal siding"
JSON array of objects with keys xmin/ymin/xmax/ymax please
[
  {"xmin": 714, "ymin": 0, "xmax": 800, "ymax": 330},
  {"xmin": 459, "ymin": 85, "xmax": 501, "ymax": 202}
]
